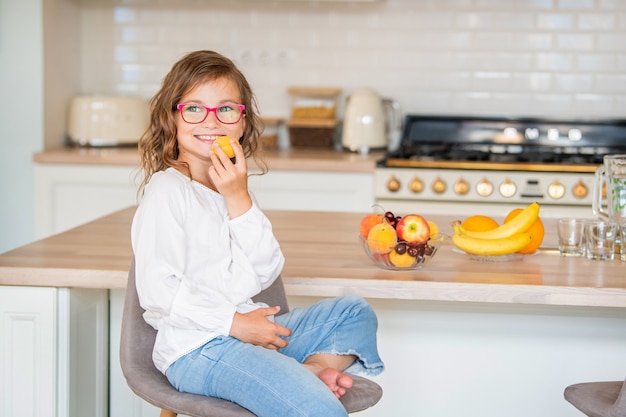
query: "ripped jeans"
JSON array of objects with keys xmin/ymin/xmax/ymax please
[{"xmin": 165, "ymin": 295, "xmax": 384, "ymax": 417}]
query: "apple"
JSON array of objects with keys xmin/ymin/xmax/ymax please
[{"xmin": 395, "ymin": 214, "xmax": 430, "ymax": 245}]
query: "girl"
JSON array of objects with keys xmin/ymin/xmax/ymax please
[{"xmin": 131, "ymin": 50, "xmax": 384, "ymax": 417}]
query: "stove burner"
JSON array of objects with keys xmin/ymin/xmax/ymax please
[
  {"xmin": 448, "ymin": 149, "xmax": 487, "ymax": 161},
  {"xmin": 516, "ymin": 151, "xmax": 558, "ymax": 164}
]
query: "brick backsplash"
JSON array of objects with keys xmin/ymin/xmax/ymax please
[{"xmin": 80, "ymin": 0, "xmax": 626, "ymax": 120}]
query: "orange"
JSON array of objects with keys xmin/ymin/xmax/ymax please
[
  {"xmin": 367, "ymin": 222, "xmax": 397, "ymax": 254},
  {"xmin": 359, "ymin": 213, "xmax": 384, "ymax": 238},
  {"xmin": 461, "ymin": 215, "xmax": 499, "ymax": 232},
  {"xmin": 504, "ymin": 208, "xmax": 544, "ymax": 254}
]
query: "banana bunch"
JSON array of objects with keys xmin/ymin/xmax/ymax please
[{"xmin": 451, "ymin": 202, "xmax": 540, "ymax": 256}]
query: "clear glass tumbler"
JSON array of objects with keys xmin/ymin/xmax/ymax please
[
  {"xmin": 557, "ymin": 218, "xmax": 586, "ymax": 257},
  {"xmin": 585, "ymin": 221, "xmax": 618, "ymax": 261}
]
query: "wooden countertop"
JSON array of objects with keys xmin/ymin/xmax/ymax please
[
  {"xmin": 1, "ymin": 207, "xmax": 625, "ymax": 308},
  {"xmin": 33, "ymin": 147, "xmax": 383, "ymax": 173}
]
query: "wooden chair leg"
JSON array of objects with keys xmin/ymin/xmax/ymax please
[{"xmin": 160, "ymin": 409, "xmax": 177, "ymax": 417}]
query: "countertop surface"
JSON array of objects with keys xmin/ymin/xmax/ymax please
[
  {"xmin": 33, "ymin": 147, "xmax": 384, "ymax": 173},
  {"xmin": 1, "ymin": 207, "xmax": 625, "ymax": 308}
]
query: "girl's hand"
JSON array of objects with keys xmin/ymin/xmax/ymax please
[
  {"xmin": 209, "ymin": 138, "xmax": 252, "ymax": 218},
  {"xmin": 230, "ymin": 306, "xmax": 292, "ymax": 349}
]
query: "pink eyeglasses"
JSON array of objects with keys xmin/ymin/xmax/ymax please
[{"xmin": 176, "ymin": 103, "xmax": 246, "ymax": 124}]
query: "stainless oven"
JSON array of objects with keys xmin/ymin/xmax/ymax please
[{"xmin": 374, "ymin": 115, "xmax": 626, "ymax": 219}]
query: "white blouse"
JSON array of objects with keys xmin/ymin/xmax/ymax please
[{"xmin": 131, "ymin": 167, "xmax": 285, "ymax": 373}]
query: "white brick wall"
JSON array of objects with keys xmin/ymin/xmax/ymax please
[{"xmin": 79, "ymin": 0, "xmax": 626, "ymax": 120}]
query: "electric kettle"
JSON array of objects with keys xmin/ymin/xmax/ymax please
[{"xmin": 341, "ymin": 88, "xmax": 401, "ymax": 154}]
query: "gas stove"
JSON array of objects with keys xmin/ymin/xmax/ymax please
[{"xmin": 375, "ymin": 115, "xmax": 626, "ymax": 218}]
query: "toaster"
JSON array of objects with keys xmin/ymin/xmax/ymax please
[{"xmin": 67, "ymin": 95, "xmax": 149, "ymax": 146}]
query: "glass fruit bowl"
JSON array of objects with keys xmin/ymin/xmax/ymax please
[{"xmin": 360, "ymin": 234, "xmax": 444, "ymax": 270}]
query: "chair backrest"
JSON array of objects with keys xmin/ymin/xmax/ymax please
[
  {"xmin": 252, "ymin": 276, "xmax": 289, "ymax": 315},
  {"xmin": 564, "ymin": 378, "xmax": 626, "ymax": 417},
  {"xmin": 119, "ymin": 258, "xmax": 257, "ymax": 416},
  {"xmin": 119, "ymin": 257, "xmax": 158, "ymax": 374},
  {"xmin": 120, "ymin": 259, "xmax": 289, "ymax": 375},
  {"xmin": 612, "ymin": 379, "xmax": 626, "ymax": 417}
]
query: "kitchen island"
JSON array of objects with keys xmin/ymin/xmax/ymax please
[
  {"xmin": 3, "ymin": 206, "xmax": 625, "ymax": 307},
  {"xmin": 1, "ymin": 207, "xmax": 625, "ymax": 417}
]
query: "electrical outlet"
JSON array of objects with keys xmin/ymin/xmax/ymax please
[{"xmin": 235, "ymin": 49, "xmax": 293, "ymax": 67}]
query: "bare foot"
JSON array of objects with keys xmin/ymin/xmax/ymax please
[{"xmin": 304, "ymin": 365, "xmax": 353, "ymax": 398}]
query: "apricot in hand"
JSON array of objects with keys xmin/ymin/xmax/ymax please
[{"xmin": 213, "ymin": 136, "xmax": 236, "ymax": 158}]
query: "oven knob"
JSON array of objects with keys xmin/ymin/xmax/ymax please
[
  {"xmin": 387, "ymin": 176, "xmax": 401, "ymax": 192},
  {"xmin": 499, "ymin": 178, "xmax": 517, "ymax": 198},
  {"xmin": 572, "ymin": 180, "xmax": 588, "ymax": 199},
  {"xmin": 476, "ymin": 178, "xmax": 493, "ymax": 197},
  {"xmin": 409, "ymin": 176, "xmax": 424, "ymax": 193},
  {"xmin": 548, "ymin": 180, "xmax": 566, "ymax": 200},
  {"xmin": 432, "ymin": 177, "xmax": 447, "ymax": 194},
  {"xmin": 454, "ymin": 178, "xmax": 470, "ymax": 195}
]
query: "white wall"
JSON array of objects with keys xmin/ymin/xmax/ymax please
[
  {"xmin": 79, "ymin": 0, "xmax": 626, "ymax": 120},
  {"xmin": 0, "ymin": 0, "xmax": 43, "ymax": 254}
]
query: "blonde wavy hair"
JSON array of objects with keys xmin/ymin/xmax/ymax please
[{"xmin": 137, "ymin": 50, "xmax": 266, "ymax": 195}]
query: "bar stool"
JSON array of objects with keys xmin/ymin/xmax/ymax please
[
  {"xmin": 564, "ymin": 378, "xmax": 626, "ymax": 417},
  {"xmin": 120, "ymin": 260, "xmax": 383, "ymax": 416}
]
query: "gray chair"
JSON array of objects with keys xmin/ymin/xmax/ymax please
[
  {"xmin": 564, "ymin": 378, "xmax": 626, "ymax": 417},
  {"xmin": 120, "ymin": 259, "xmax": 383, "ymax": 417}
]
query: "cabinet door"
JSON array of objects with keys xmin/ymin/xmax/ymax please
[
  {"xmin": 0, "ymin": 286, "xmax": 109, "ymax": 417},
  {"xmin": 249, "ymin": 171, "xmax": 374, "ymax": 212},
  {"xmin": 0, "ymin": 286, "xmax": 57, "ymax": 417},
  {"xmin": 58, "ymin": 288, "xmax": 109, "ymax": 417},
  {"xmin": 34, "ymin": 164, "xmax": 140, "ymax": 240}
]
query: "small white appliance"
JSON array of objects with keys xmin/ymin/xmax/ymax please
[
  {"xmin": 67, "ymin": 95, "xmax": 149, "ymax": 146},
  {"xmin": 341, "ymin": 88, "xmax": 401, "ymax": 154}
]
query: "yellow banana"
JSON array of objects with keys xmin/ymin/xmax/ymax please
[
  {"xmin": 454, "ymin": 202, "xmax": 540, "ymax": 239},
  {"xmin": 451, "ymin": 231, "xmax": 533, "ymax": 256}
]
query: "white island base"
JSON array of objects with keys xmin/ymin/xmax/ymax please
[{"xmin": 107, "ymin": 293, "xmax": 626, "ymax": 417}]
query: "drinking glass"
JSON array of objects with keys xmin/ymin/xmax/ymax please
[
  {"xmin": 585, "ymin": 221, "xmax": 618, "ymax": 261},
  {"xmin": 557, "ymin": 218, "xmax": 586, "ymax": 257}
]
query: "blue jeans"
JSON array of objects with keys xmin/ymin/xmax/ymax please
[{"xmin": 165, "ymin": 295, "xmax": 384, "ymax": 417}]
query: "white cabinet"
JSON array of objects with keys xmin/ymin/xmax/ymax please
[
  {"xmin": 0, "ymin": 286, "xmax": 109, "ymax": 417},
  {"xmin": 0, "ymin": 287, "xmax": 56, "ymax": 417},
  {"xmin": 249, "ymin": 170, "xmax": 374, "ymax": 212},
  {"xmin": 34, "ymin": 164, "xmax": 140, "ymax": 240},
  {"xmin": 33, "ymin": 164, "xmax": 375, "ymax": 239}
]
